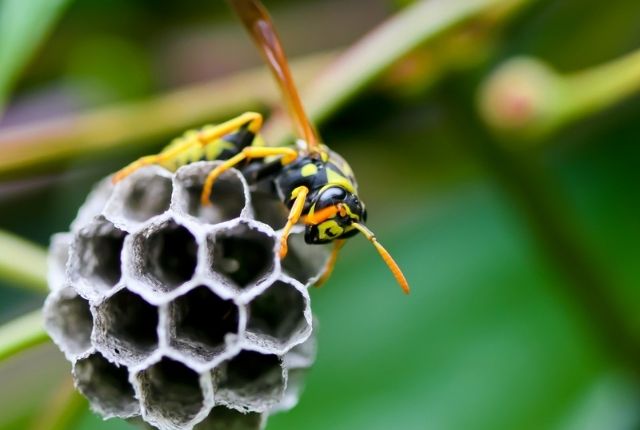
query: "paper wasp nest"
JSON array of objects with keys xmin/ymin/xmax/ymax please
[{"xmin": 44, "ymin": 162, "xmax": 327, "ymax": 430}]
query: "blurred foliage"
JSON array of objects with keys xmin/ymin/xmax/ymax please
[
  {"xmin": 1, "ymin": 0, "xmax": 640, "ymax": 429},
  {"xmin": 0, "ymin": 0, "xmax": 72, "ymax": 111}
]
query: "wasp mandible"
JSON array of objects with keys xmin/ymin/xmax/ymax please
[{"xmin": 113, "ymin": 0, "xmax": 410, "ymax": 294}]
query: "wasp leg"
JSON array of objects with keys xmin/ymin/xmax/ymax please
[
  {"xmin": 314, "ymin": 239, "xmax": 346, "ymax": 288},
  {"xmin": 279, "ymin": 186, "xmax": 309, "ymax": 259},
  {"xmin": 112, "ymin": 112, "xmax": 264, "ymax": 183},
  {"xmin": 198, "ymin": 111, "xmax": 263, "ymax": 141},
  {"xmin": 200, "ymin": 146, "xmax": 298, "ymax": 206},
  {"xmin": 112, "ymin": 142, "xmax": 196, "ymax": 183}
]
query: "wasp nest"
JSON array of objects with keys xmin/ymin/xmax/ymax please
[{"xmin": 45, "ymin": 162, "xmax": 327, "ymax": 430}]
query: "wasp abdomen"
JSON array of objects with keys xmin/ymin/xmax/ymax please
[{"xmin": 158, "ymin": 127, "xmax": 259, "ymax": 172}]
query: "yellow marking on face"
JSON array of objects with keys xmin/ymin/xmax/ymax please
[
  {"xmin": 325, "ymin": 169, "xmax": 356, "ymax": 194},
  {"xmin": 337, "ymin": 203, "xmax": 360, "ymax": 221},
  {"xmin": 318, "ymin": 220, "xmax": 343, "ymax": 240},
  {"xmin": 301, "ymin": 163, "xmax": 318, "ymax": 177}
]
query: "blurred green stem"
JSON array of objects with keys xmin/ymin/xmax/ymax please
[
  {"xmin": 0, "ymin": 0, "xmax": 529, "ymax": 177},
  {"xmin": 265, "ymin": 0, "xmax": 532, "ymax": 143},
  {"xmin": 566, "ymin": 48, "xmax": 640, "ymax": 123},
  {"xmin": 479, "ymin": 47, "xmax": 640, "ymax": 139},
  {"xmin": 0, "ymin": 229, "xmax": 48, "ymax": 293},
  {"xmin": 379, "ymin": 0, "xmax": 532, "ymax": 98},
  {"xmin": 0, "ymin": 309, "xmax": 49, "ymax": 363},
  {"xmin": 307, "ymin": 0, "xmax": 514, "ymax": 123},
  {"xmin": 0, "ymin": 51, "xmax": 334, "ymax": 177},
  {"xmin": 0, "ymin": 0, "xmax": 73, "ymax": 113},
  {"xmin": 29, "ymin": 376, "xmax": 87, "ymax": 430}
]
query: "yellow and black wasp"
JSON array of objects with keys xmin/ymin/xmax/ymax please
[{"xmin": 113, "ymin": 0, "xmax": 410, "ymax": 294}]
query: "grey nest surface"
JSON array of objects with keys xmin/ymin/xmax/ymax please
[{"xmin": 44, "ymin": 161, "xmax": 328, "ymax": 430}]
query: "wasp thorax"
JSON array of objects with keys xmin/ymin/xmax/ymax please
[{"xmin": 45, "ymin": 162, "xmax": 328, "ymax": 430}]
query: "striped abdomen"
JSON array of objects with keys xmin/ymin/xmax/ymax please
[{"xmin": 158, "ymin": 126, "xmax": 263, "ymax": 172}]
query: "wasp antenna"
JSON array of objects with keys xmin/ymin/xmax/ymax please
[
  {"xmin": 228, "ymin": 0, "xmax": 319, "ymax": 150},
  {"xmin": 352, "ymin": 223, "xmax": 410, "ymax": 295}
]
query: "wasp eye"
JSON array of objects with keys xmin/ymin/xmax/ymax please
[{"xmin": 316, "ymin": 187, "xmax": 347, "ymax": 209}]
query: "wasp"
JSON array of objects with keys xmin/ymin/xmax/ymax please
[{"xmin": 113, "ymin": 0, "xmax": 409, "ymax": 294}]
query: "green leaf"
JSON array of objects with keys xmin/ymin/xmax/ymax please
[
  {"xmin": 0, "ymin": 229, "xmax": 48, "ymax": 293},
  {"xmin": 0, "ymin": 0, "xmax": 72, "ymax": 112},
  {"xmin": 0, "ymin": 309, "xmax": 48, "ymax": 363}
]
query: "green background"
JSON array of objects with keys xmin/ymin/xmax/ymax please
[{"xmin": 0, "ymin": 0, "xmax": 639, "ymax": 429}]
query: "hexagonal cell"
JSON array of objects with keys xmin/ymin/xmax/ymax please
[
  {"xmin": 245, "ymin": 280, "xmax": 310, "ymax": 351},
  {"xmin": 250, "ymin": 191, "xmax": 287, "ymax": 231},
  {"xmin": 47, "ymin": 233, "xmax": 72, "ymax": 290},
  {"xmin": 172, "ymin": 162, "xmax": 248, "ymax": 224},
  {"xmin": 136, "ymin": 357, "xmax": 210, "ymax": 429},
  {"xmin": 213, "ymin": 350, "xmax": 285, "ymax": 412},
  {"xmin": 70, "ymin": 177, "xmax": 114, "ymax": 232},
  {"xmin": 129, "ymin": 219, "xmax": 198, "ymax": 293},
  {"xmin": 194, "ymin": 406, "xmax": 264, "ymax": 430},
  {"xmin": 44, "ymin": 287, "xmax": 93, "ymax": 358},
  {"xmin": 106, "ymin": 167, "xmax": 173, "ymax": 226},
  {"xmin": 73, "ymin": 352, "xmax": 139, "ymax": 418},
  {"xmin": 283, "ymin": 327, "xmax": 317, "ymax": 370},
  {"xmin": 169, "ymin": 285, "xmax": 240, "ymax": 363},
  {"xmin": 94, "ymin": 289, "xmax": 159, "ymax": 364},
  {"xmin": 281, "ymin": 231, "xmax": 329, "ymax": 286},
  {"xmin": 208, "ymin": 222, "xmax": 276, "ymax": 290},
  {"xmin": 69, "ymin": 218, "xmax": 126, "ymax": 296},
  {"xmin": 271, "ymin": 368, "xmax": 307, "ymax": 414}
]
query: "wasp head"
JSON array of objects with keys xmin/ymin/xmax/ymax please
[{"xmin": 302, "ymin": 186, "xmax": 366, "ymax": 244}]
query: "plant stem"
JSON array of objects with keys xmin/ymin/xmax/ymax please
[
  {"xmin": 0, "ymin": 51, "xmax": 334, "ymax": 177},
  {"xmin": 29, "ymin": 376, "xmax": 87, "ymax": 430},
  {"xmin": 0, "ymin": 0, "xmax": 72, "ymax": 112},
  {"xmin": 266, "ymin": 0, "xmax": 530, "ymax": 143},
  {"xmin": 565, "ymin": 48, "xmax": 640, "ymax": 125},
  {"xmin": 0, "ymin": 0, "xmax": 530, "ymax": 176},
  {"xmin": 478, "ymin": 47, "xmax": 640, "ymax": 139},
  {"xmin": 0, "ymin": 309, "xmax": 49, "ymax": 363},
  {"xmin": 0, "ymin": 229, "xmax": 48, "ymax": 293},
  {"xmin": 311, "ymin": 0, "xmax": 520, "ymax": 123}
]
